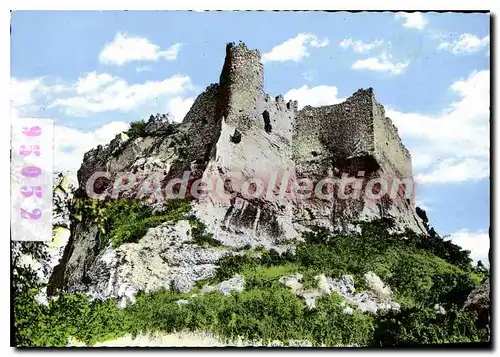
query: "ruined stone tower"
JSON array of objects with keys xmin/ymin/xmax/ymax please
[
  {"xmin": 217, "ymin": 42, "xmax": 296, "ymax": 146},
  {"xmin": 294, "ymin": 88, "xmax": 412, "ymax": 180},
  {"xmin": 219, "ymin": 42, "xmax": 265, "ymax": 123},
  {"xmin": 196, "ymin": 43, "xmax": 301, "ymax": 246}
]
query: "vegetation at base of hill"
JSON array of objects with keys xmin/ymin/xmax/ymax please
[
  {"xmin": 70, "ymin": 198, "xmax": 191, "ymax": 248},
  {"xmin": 13, "ymin": 217, "xmax": 489, "ymax": 347},
  {"xmin": 212, "ymin": 218, "xmax": 487, "ymax": 309},
  {"xmin": 374, "ymin": 307, "xmax": 487, "ymax": 345}
]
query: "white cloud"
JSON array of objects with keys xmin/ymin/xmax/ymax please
[
  {"xmin": 75, "ymin": 72, "xmax": 114, "ymax": 94},
  {"xmin": 395, "ymin": 12, "xmax": 428, "ymax": 30},
  {"xmin": 339, "ymin": 38, "xmax": 388, "ymax": 53},
  {"xmin": 50, "ymin": 72, "xmax": 194, "ymax": 116},
  {"xmin": 54, "ymin": 121, "xmax": 130, "ymax": 171},
  {"xmin": 438, "ymin": 33, "xmax": 490, "ymax": 54},
  {"xmin": 99, "ymin": 33, "xmax": 181, "ymax": 66},
  {"xmin": 415, "ymin": 158, "xmax": 489, "ymax": 184},
  {"xmin": 12, "ymin": 71, "xmax": 197, "ymax": 130},
  {"xmin": 283, "ymin": 84, "xmax": 344, "ymax": 109},
  {"xmin": 262, "ymin": 33, "xmax": 329, "ymax": 63},
  {"xmin": 166, "ymin": 96, "xmax": 195, "ymax": 122},
  {"xmin": 352, "ymin": 53, "xmax": 409, "ymax": 75},
  {"xmin": 11, "ymin": 78, "xmax": 43, "ymax": 109},
  {"xmin": 447, "ymin": 229, "xmax": 490, "ymax": 265},
  {"xmin": 10, "ymin": 77, "xmax": 71, "ymax": 117},
  {"xmin": 411, "ymin": 152, "xmax": 436, "ymax": 171},
  {"xmin": 12, "ymin": 74, "xmax": 197, "ymax": 169},
  {"xmin": 11, "ymin": 77, "xmax": 48, "ymax": 117},
  {"xmin": 387, "ymin": 70, "xmax": 490, "ymax": 184}
]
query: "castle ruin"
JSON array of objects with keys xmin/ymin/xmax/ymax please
[
  {"xmin": 54, "ymin": 42, "xmax": 426, "ymax": 295},
  {"xmin": 190, "ymin": 42, "xmax": 425, "ymax": 240}
]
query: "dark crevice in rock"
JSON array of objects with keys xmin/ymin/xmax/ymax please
[
  {"xmin": 223, "ymin": 204, "xmax": 235, "ymax": 226},
  {"xmin": 263, "ymin": 110, "xmax": 272, "ymax": 133},
  {"xmin": 230, "ymin": 129, "xmax": 242, "ymax": 144}
]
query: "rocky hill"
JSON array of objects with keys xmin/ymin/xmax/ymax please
[
  {"xmin": 48, "ymin": 42, "xmax": 427, "ymax": 300},
  {"xmin": 12, "ymin": 42, "xmax": 490, "ymax": 348}
]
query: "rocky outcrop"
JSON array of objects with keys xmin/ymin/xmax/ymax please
[
  {"xmin": 49, "ymin": 41, "xmax": 426, "ymax": 298},
  {"xmin": 279, "ymin": 272, "xmax": 400, "ymax": 313},
  {"xmin": 201, "ymin": 274, "xmax": 245, "ymax": 296},
  {"xmin": 463, "ymin": 279, "xmax": 490, "ymax": 338},
  {"xmin": 75, "ymin": 220, "xmax": 237, "ymax": 306}
]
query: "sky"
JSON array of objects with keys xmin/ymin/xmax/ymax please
[{"xmin": 10, "ymin": 11, "xmax": 490, "ymax": 264}]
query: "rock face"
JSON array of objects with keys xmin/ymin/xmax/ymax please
[
  {"xmin": 49, "ymin": 42, "xmax": 426, "ymax": 297},
  {"xmin": 463, "ymin": 279, "xmax": 490, "ymax": 337},
  {"xmin": 84, "ymin": 220, "xmax": 236, "ymax": 306}
]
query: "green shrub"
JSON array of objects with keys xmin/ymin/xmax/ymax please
[
  {"xmin": 125, "ymin": 120, "xmax": 148, "ymax": 140},
  {"xmin": 106, "ymin": 199, "xmax": 191, "ymax": 247},
  {"xmin": 187, "ymin": 216, "xmax": 223, "ymax": 247},
  {"xmin": 70, "ymin": 198, "xmax": 191, "ymax": 248},
  {"xmin": 373, "ymin": 307, "xmax": 487, "ymax": 346},
  {"xmin": 213, "ymin": 254, "xmax": 258, "ymax": 282},
  {"xmin": 307, "ymin": 293, "xmax": 375, "ymax": 346}
]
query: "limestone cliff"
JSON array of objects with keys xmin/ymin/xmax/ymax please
[{"xmin": 48, "ymin": 42, "xmax": 426, "ymax": 300}]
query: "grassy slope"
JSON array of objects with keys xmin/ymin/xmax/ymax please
[{"xmin": 13, "ymin": 201, "xmax": 489, "ymax": 347}]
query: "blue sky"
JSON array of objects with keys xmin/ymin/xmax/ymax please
[{"xmin": 10, "ymin": 11, "xmax": 490, "ymax": 263}]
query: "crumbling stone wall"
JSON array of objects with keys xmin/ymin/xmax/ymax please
[
  {"xmin": 291, "ymin": 78, "xmax": 416, "ymax": 230},
  {"xmin": 175, "ymin": 83, "xmax": 222, "ymax": 176},
  {"xmin": 372, "ymin": 102, "xmax": 412, "ymax": 179},
  {"xmin": 293, "ymin": 89, "xmax": 378, "ymax": 181},
  {"xmin": 262, "ymin": 94, "xmax": 298, "ymax": 144},
  {"xmin": 293, "ymin": 88, "xmax": 412, "ymax": 181}
]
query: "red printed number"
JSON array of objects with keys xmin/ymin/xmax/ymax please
[
  {"xmin": 19, "ymin": 145, "xmax": 41, "ymax": 157},
  {"xmin": 20, "ymin": 185, "xmax": 43, "ymax": 198},
  {"xmin": 21, "ymin": 166, "xmax": 42, "ymax": 178},
  {"xmin": 22, "ymin": 126, "xmax": 42, "ymax": 137},
  {"xmin": 20, "ymin": 208, "xmax": 42, "ymax": 220}
]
